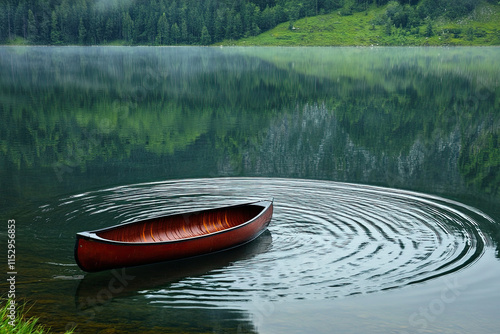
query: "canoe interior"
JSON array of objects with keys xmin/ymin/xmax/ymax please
[{"xmin": 96, "ymin": 204, "xmax": 264, "ymax": 243}]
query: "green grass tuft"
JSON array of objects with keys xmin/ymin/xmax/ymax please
[{"xmin": 1, "ymin": 298, "xmax": 74, "ymax": 334}]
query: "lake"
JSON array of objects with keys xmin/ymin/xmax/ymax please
[{"xmin": 1, "ymin": 46, "xmax": 499, "ymax": 333}]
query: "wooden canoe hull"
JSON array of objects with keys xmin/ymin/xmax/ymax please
[{"xmin": 75, "ymin": 200, "xmax": 273, "ymax": 272}]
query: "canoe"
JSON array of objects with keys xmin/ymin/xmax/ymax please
[{"xmin": 75, "ymin": 200, "xmax": 273, "ymax": 272}]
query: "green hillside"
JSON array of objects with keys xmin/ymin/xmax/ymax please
[{"xmin": 223, "ymin": 1, "xmax": 500, "ymax": 46}]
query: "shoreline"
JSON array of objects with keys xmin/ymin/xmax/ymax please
[{"xmin": 2, "ymin": 44, "xmax": 500, "ymax": 48}]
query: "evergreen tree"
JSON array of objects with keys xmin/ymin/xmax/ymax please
[
  {"xmin": 58, "ymin": 0, "xmax": 71, "ymax": 43},
  {"xmin": 253, "ymin": 5, "xmax": 262, "ymax": 30},
  {"xmin": 286, "ymin": 0, "xmax": 301, "ymax": 22},
  {"xmin": 14, "ymin": 2, "xmax": 26, "ymax": 38},
  {"xmin": 134, "ymin": 6, "xmax": 147, "ymax": 43},
  {"xmin": 274, "ymin": 4, "xmax": 287, "ymax": 23},
  {"xmin": 2, "ymin": 2, "xmax": 14, "ymax": 42},
  {"xmin": 181, "ymin": 19, "xmax": 188, "ymax": 43},
  {"xmin": 225, "ymin": 11, "xmax": 234, "ymax": 39},
  {"xmin": 168, "ymin": 1, "xmax": 179, "ymax": 26},
  {"xmin": 39, "ymin": 5, "xmax": 52, "ymax": 44},
  {"xmin": 78, "ymin": 18, "xmax": 86, "ymax": 44},
  {"xmin": 190, "ymin": 7, "xmax": 204, "ymax": 42},
  {"xmin": 200, "ymin": 25, "xmax": 211, "ymax": 45},
  {"xmin": 27, "ymin": 9, "xmax": 37, "ymax": 42},
  {"xmin": 0, "ymin": 5, "xmax": 6, "ymax": 43},
  {"xmin": 105, "ymin": 17, "xmax": 114, "ymax": 42},
  {"xmin": 156, "ymin": 13, "xmax": 169, "ymax": 44},
  {"xmin": 50, "ymin": 11, "xmax": 60, "ymax": 44},
  {"xmin": 232, "ymin": 13, "xmax": 243, "ymax": 39},
  {"xmin": 122, "ymin": 11, "xmax": 134, "ymax": 43},
  {"xmin": 88, "ymin": 9, "xmax": 99, "ymax": 44},
  {"xmin": 251, "ymin": 22, "xmax": 261, "ymax": 36},
  {"xmin": 261, "ymin": 6, "xmax": 275, "ymax": 30},
  {"xmin": 145, "ymin": 12, "xmax": 157, "ymax": 44},
  {"xmin": 171, "ymin": 22, "xmax": 180, "ymax": 44},
  {"xmin": 214, "ymin": 9, "xmax": 225, "ymax": 42}
]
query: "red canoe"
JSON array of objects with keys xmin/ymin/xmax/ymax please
[{"xmin": 75, "ymin": 200, "xmax": 273, "ymax": 272}]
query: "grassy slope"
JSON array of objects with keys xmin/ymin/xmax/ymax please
[{"xmin": 222, "ymin": 2, "xmax": 500, "ymax": 46}]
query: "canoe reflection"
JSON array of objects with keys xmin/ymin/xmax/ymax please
[{"xmin": 75, "ymin": 230, "xmax": 272, "ymax": 309}]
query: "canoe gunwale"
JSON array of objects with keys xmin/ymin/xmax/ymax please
[{"xmin": 76, "ymin": 199, "xmax": 273, "ymax": 246}]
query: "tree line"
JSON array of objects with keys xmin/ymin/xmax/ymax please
[
  {"xmin": 0, "ymin": 0, "xmax": 344, "ymax": 45},
  {"xmin": 0, "ymin": 0, "xmax": 493, "ymax": 45}
]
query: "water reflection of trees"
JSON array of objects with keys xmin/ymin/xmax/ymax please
[
  {"xmin": 244, "ymin": 103, "xmax": 466, "ymax": 194},
  {"xmin": 0, "ymin": 47, "xmax": 498, "ymax": 202}
]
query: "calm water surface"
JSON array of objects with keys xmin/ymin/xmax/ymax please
[{"xmin": 1, "ymin": 46, "xmax": 499, "ymax": 333}]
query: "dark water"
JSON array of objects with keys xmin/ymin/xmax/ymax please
[{"xmin": 1, "ymin": 46, "xmax": 499, "ymax": 333}]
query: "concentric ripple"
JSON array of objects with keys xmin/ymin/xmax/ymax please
[{"xmin": 57, "ymin": 178, "xmax": 492, "ymax": 307}]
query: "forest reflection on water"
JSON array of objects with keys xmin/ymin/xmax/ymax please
[
  {"xmin": 1, "ymin": 46, "xmax": 499, "ymax": 206},
  {"xmin": 1, "ymin": 46, "xmax": 499, "ymax": 333}
]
